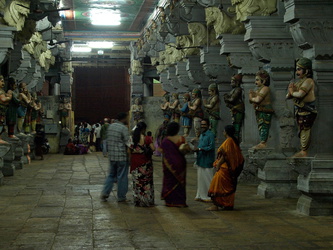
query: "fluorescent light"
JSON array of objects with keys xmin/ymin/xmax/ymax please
[
  {"xmin": 71, "ymin": 46, "xmax": 92, "ymax": 52},
  {"xmin": 97, "ymin": 50, "xmax": 104, "ymax": 55},
  {"xmin": 90, "ymin": 9, "xmax": 121, "ymax": 26},
  {"xmin": 87, "ymin": 41, "xmax": 114, "ymax": 48}
]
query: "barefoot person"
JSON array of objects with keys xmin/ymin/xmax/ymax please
[
  {"xmin": 286, "ymin": 57, "xmax": 317, "ymax": 157},
  {"xmin": 206, "ymin": 125, "xmax": 244, "ymax": 211},
  {"xmin": 249, "ymin": 70, "xmax": 274, "ymax": 149}
]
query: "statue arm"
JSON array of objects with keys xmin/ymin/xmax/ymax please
[
  {"xmin": 161, "ymin": 102, "xmax": 169, "ymax": 110},
  {"xmin": 289, "ymin": 79, "xmax": 313, "ymax": 99},
  {"xmin": 0, "ymin": 93, "xmax": 12, "ymax": 103},
  {"xmin": 204, "ymin": 96, "xmax": 218, "ymax": 109},
  {"xmin": 189, "ymin": 99, "xmax": 201, "ymax": 110},
  {"xmin": 249, "ymin": 87, "xmax": 268, "ymax": 104},
  {"xmin": 169, "ymin": 100, "xmax": 179, "ymax": 109}
]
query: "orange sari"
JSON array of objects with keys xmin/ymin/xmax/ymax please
[{"xmin": 208, "ymin": 137, "xmax": 244, "ymax": 208}]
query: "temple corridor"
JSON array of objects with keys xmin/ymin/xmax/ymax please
[{"xmin": 0, "ymin": 153, "xmax": 332, "ymax": 249}]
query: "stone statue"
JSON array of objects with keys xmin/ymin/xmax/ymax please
[
  {"xmin": 0, "ymin": 76, "xmax": 13, "ymax": 143},
  {"xmin": 6, "ymin": 77, "xmax": 20, "ymax": 139},
  {"xmin": 30, "ymin": 92, "xmax": 42, "ymax": 134},
  {"xmin": 160, "ymin": 94, "xmax": 172, "ymax": 121},
  {"xmin": 176, "ymin": 35, "xmax": 198, "ymax": 56},
  {"xmin": 224, "ymin": 74, "xmax": 245, "ymax": 141},
  {"xmin": 169, "ymin": 93, "xmax": 181, "ymax": 123},
  {"xmin": 249, "ymin": 70, "xmax": 274, "ymax": 149},
  {"xmin": 229, "ymin": 0, "xmax": 278, "ymax": 21},
  {"xmin": 204, "ymin": 83, "xmax": 220, "ymax": 137},
  {"xmin": 131, "ymin": 60, "xmax": 143, "ymax": 76},
  {"xmin": 188, "ymin": 88, "xmax": 204, "ymax": 139},
  {"xmin": 180, "ymin": 93, "xmax": 192, "ymax": 137},
  {"xmin": 205, "ymin": 7, "xmax": 245, "ymax": 35},
  {"xmin": 286, "ymin": 57, "xmax": 317, "ymax": 157},
  {"xmin": 131, "ymin": 97, "xmax": 144, "ymax": 125},
  {"xmin": 3, "ymin": 0, "xmax": 30, "ymax": 31},
  {"xmin": 17, "ymin": 82, "xmax": 31, "ymax": 134},
  {"xmin": 59, "ymin": 97, "xmax": 71, "ymax": 128}
]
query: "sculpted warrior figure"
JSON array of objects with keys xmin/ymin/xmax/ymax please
[
  {"xmin": 180, "ymin": 93, "xmax": 192, "ymax": 137},
  {"xmin": 249, "ymin": 70, "xmax": 274, "ymax": 149},
  {"xmin": 131, "ymin": 97, "xmax": 144, "ymax": 125},
  {"xmin": 0, "ymin": 76, "xmax": 13, "ymax": 143},
  {"xmin": 224, "ymin": 74, "xmax": 245, "ymax": 141},
  {"xmin": 188, "ymin": 88, "xmax": 204, "ymax": 139},
  {"xmin": 6, "ymin": 77, "xmax": 20, "ymax": 139},
  {"xmin": 17, "ymin": 82, "xmax": 31, "ymax": 134},
  {"xmin": 59, "ymin": 97, "xmax": 71, "ymax": 128},
  {"xmin": 169, "ymin": 93, "xmax": 181, "ymax": 123},
  {"xmin": 286, "ymin": 58, "xmax": 317, "ymax": 157},
  {"xmin": 30, "ymin": 92, "xmax": 42, "ymax": 134},
  {"xmin": 204, "ymin": 84, "xmax": 220, "ymax": 137},
  {"xmin": 160, "ymin": 94, "xmax": 172, "ymax": 121}
]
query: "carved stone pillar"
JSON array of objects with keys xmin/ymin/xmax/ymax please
[
  {"xmin": 0, "ymin": 26, "xmax": 16, "ymax": 65},
  {"xmin": 130, "ymin": 74, "xmax": 144, "ymax": 97},
  {"xmin": 289, "ymin": 156, "xmax": 333, "ymax": 216},
  {"xmin": 186, "ymin": 55, "xmax": 210, "ymax": 88},
  {"xmin": 284, "ymin": 0, "xmax": 333, "ymax": 155},
  {"xmin": 168, "ymin": 66, "xmax": 187, "ymax": 92},
  {"xmin": 176, "ymin": 61, "xmax": 194, "ymax": 92},
  {"xmin": 60, "ymin": 73, "xmax": 72, "ymax": 95},
  {"xmin": 160, "ymin": 71, "xmax": 176, "ymax": 93},
  {"xmin": 0, "ymin": 144, "xmax": 12, "ymax": 179},
  {"xmin": 10, "ymin": 51, "xmax": 32, "ymax": 82},
  {"xmin": 220, "ymin": 34, "xmax": 262, "ymax": 149},
  {"xmin": 258, "ymin": 154, "xmax": 300, "ymax": 198}
]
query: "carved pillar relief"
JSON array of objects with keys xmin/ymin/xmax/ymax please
[
  {"xmin": 284, "ymin": 0, "xmax": 333, "ymax": 155},
  {"xmin": 0, "ymin": 26, "xmax": 16, "ymax": 65}
]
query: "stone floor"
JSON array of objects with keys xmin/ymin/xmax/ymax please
[{"xmin": 0, "ymin": 153, "xmax": 332, "ymax": 250}]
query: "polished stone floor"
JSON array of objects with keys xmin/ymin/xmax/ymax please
[{"xmin": 0, "ymin": 153, "xmax": 332, "ymax": 250}]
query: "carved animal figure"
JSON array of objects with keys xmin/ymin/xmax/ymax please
[
  {"xmin": 205, "ymin": 7, "xmax": 245, "ymax": 35},
  {"xmin": 230, "ymin": 0, "xmax": 277, "ymax": 21}
]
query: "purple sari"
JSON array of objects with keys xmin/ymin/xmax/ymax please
[{"xmin": 160, "ymin": 137, "xmax": 187, "ymax": 207}]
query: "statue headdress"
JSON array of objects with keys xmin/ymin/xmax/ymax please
[
  {"xmin": 296, "ymin": 57, "xmax": 312, "ymax": 70},
  {"xmin": 256, "ymin": 70, "xmax": 270, "ymax": 86}
]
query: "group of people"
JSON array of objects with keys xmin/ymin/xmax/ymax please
[
  {"xmin": 99, "ymin": 57, "xmax": 317, "ymax": 210},
  {"xmin": 100, "ymin": 111, "xmax": 244, "ymax": 211}
]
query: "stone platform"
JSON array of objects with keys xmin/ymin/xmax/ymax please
[{"xmin": 0, "ymin": 153, "xmax": 332, "ymax": 249}]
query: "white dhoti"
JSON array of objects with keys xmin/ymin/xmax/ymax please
[{"xmin": 195, "ymin": 165, "xmax": 214, "ymax": 201}]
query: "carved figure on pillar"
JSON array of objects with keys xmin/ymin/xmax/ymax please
[
  {"xmin": 17, "ymin": 82, "xmax": 31, "ymax": 134},
  {"xmin": 224, "ymin": 74, "xmax": 245, "ymax": 141},
  {"xmin": 188, "ymin": 88, "xmax": 204, "ymax": 139},
  {"xmin": 249, "ymin": 70, "xmax": 274, "ymax": 149},
  {"xmin": 59, "ymin": 97, "xmax": 71, "ymax": 128},
  {"xmin": 204, "ymin": 84, "xmax": 220, "ymax": 137},
  {"xmin": 0, "ymin": 76, "xmax": 13, "ymax": 143},
  {"xmin": 169, "ymin": 93, "xmax": 181, "ymax": 123},
  {"xmin": 180, "ymin": 93, "xmax": 192, "ymax": 137},
  {"xmin": 286, "ymin": 58, "xmax": 317, "ymax": 158},
  {"xmin": 131, "ymin": 97, "xmax": 144, "ymax": 125},
  {"xmin": 30, "ymin": 92, "xmax": 41, "ymax": 134},
  {"xmin": 6, "ymin": 77, "xmax": 20, "ymax": 139},
  {"xmin": 160, "ymin": 94, "xmax": 172, "ymax": 121}
]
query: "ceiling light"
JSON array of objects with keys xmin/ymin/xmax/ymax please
[
  {"xmin": 87, "ymin": 41, "xmax": 114, "ymax": 49},
  {"xmin": 90, "ymin": 9, "xmax": 121, "ymax": 26},
  {"xmin": 97, "ymin": 50, "xmax": 104, "ymax": 55},
  {"xmin": 71, "ymin": 46, "xmax": 92, "ymax": 53}
]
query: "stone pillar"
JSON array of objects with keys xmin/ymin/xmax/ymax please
[
  {"xmin": 168, "ymin": 66, "xmax": 187, "ymax": 92},
  {"xmin": 220, "ymin": 34, "xmax": 263, "ymax": 149},
  {"xmin": 0, "ymin": 143, "xmax": 11, "ymax": 181},
  {"xmin": 130, "ymin": 74, "xmax": 144, "ymax": 96},
  {"xmin": 186, "ymin": 55, "xmax": 209, "ymax": 88},
  {"xmin": 159, "ymin": 71, "xmax": 176, "ymax": 93},
  {"xmin": 176, "ymin": 61, "xmax": 194, "ymax": 92},
  {"xmin": 258, "ymin": 154, "xmax": 300, "ymax": 198},
  {"xmin": 289, "ymin": 156, "xmax": 333, "ymax": 216},
  {"xmin": 0, "ymin": 25, "xmax": 16, "ymax": 64}
]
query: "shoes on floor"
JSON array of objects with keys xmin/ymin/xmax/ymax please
[
  {"xmin": 100, "ymin": 194, "xmax": 108, "ymax": 202},
  {"xmin": 118, "ymin": 199, "xmax": 130, "ymax": 203}
]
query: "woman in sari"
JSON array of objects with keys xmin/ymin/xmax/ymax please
[
  {"xmin": 207, "ymin": 125, "xmax": 244, "ymax": 211},
  {"xmin": 130, "ymin": 122, "xmax": 155, "ymax": 207},
  {"xmin": 160, "ymin": 122, "xmax": 188, "ymax": 207}
]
